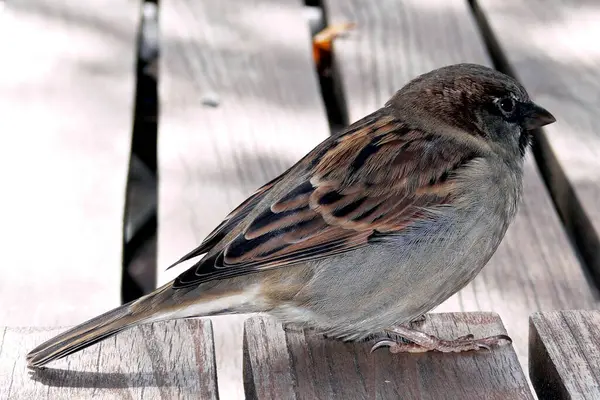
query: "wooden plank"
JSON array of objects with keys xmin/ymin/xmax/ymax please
[
  {"xmin": 0, "ymin": 319, "xmax": 218, "ymax": 399},
  {"xmin": 0, "ymin": 0, "xmax": 137, "ymax": 325},
  {"xmin": 322, "ymin": 0, "xmax": 598, "ymax": 371},
  {"xmin": 475, "ymin": 0, "xmax": 600, "ymax": 288},
  {"xmin": 157, "ymin": 0, "xmax": 330, "ymax": 398},
  {"xmin": 244, "ymin": 313, "xmax": 534, "ymax": 400},
  {"xmin": 530, "ymin": 311, "xmax": 600, "ymax": 400}
]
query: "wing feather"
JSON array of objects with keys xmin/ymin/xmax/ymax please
[{"xmin": 172, "ymin": 108, "xmax": 480, "ymax": 288}]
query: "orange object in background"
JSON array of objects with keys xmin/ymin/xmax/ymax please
[{"xmin": 313, "ymin": 23, "xmax": 356, "ymax": 74}]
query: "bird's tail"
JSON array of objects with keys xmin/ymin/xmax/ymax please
[
  {"xmin": 26, "ymin": 283, "xmax": 183, "ymax": 368},
  {"xmin": 26, "ymin": 298, "xmax": 151, "ymax": 368},
  {"xmin": 27, "ymin": 279, "xmax": 262, "ymax": 368}
]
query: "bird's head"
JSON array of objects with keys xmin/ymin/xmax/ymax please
[{"xmin": 388, "ymin": 63, "xmax": 556, "ymax": 160}]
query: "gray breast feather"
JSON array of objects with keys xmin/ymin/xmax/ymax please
[{"xmin": 283, "ymin": 161, "xmax": 521, "ymax": 339}]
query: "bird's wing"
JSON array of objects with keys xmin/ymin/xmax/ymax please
[
  {"xmin": 166, "ymin": 173, "xmax": 285, "ymax": 269},
  {"xmin": 172, "ymin": 109, "xmax": 480, "ymax": 288}
]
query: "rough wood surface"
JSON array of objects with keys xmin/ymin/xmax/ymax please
[
  {"xmin": 529, "ymin": 311, "xmax": 600, "ymax": 400},
  {"xmin": 0, "ymin": 319, "xmax": 218, "ymax": 399},
  {"xmin": 157, "ymin": 0, "xmax": 329, "ymax": 397},
  {"xmin": 0, "ymin": 0, "xmax": 137, "ymax": 325},
  {"xmin": 244, "ymin": 313, "xmax": 534, "ymax": 400},
  {"xmin": 323, "ymin": 0, "xmax": 598, "ymax": 371},
  {"xmin": 475, "ymin": 0, "xmax": 600, "ymax": 288}
]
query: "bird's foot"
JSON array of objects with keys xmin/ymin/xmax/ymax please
[{"xmin": 370, "ymin": 324, "xmax": 511, "ymax": 354}]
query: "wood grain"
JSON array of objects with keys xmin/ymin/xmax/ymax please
[
  {"xmin": 0, "ymin": 319, "xmax": 218, "ymax": 399},
  {"xmin": 244, "ymin": 313, "xmax": 534, "ymax": 400},
  {"xmin": 0, "ymin": 0, "xmax": 137, "ymax": 325},
  {"xmin": 475, "ymin": 0, "xmax": 600, "ymax": 289},
  {"xmin": 529, "ymin": 311, "xmax": 600, "ymax": 400},
  {"xmin": 323, "ymin": 0, "xmax": 598, "ymax": 371},
  {"xmin": 157, "ymin": 0, "xmax": 330, "ymax": 397}
]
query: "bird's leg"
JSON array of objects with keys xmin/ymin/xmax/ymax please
[{"xmin": 370, "ymin": 324, "xmax": 511, "ymax": 354}]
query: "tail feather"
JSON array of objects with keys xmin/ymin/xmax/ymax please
[
  {"xmin": 26, "ymin": 300, "xmax": 147, "ymax": 368},
  {"xmin": 26, "ymin": 282, "xmax": 259, "ymax": 368}
]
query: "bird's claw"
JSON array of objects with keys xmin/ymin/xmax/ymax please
[
  {"xmin": 370, "ymin": 333, "xmax": 511, "ymax": 354},
  {"xmin": 370, "ymin": 340, "xmax": 397, "ymax": 353}
]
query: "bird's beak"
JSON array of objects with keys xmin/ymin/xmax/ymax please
[{"xmin": 522, "ymin": 102, "xmax": 556, "ymax": 130}]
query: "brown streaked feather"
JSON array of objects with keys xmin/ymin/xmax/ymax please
[
  {"xmin": 172, "ymin": 108, "xmax": 481, "ymax": 288},
  {"xmin": 166, "ymin": 173, "xmax": 286, "ymax": 269}
]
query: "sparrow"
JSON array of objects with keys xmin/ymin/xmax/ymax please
[{"xmin": 27, "ymin": 63, "xmax": 556, "ymax": 367}]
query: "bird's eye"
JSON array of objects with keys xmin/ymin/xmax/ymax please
[{"xmin": 496, "ymin": 97, "xmax": 515, "ymax": 116}]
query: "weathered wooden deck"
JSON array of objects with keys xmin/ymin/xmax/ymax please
[{"xmin": 1, "ymin": 0, "xmax": 600, "ymax": 398}]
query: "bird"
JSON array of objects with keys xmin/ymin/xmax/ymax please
[{"xmin": 27, "ymin": 63, "xmax": 556, "ymax": 367}]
